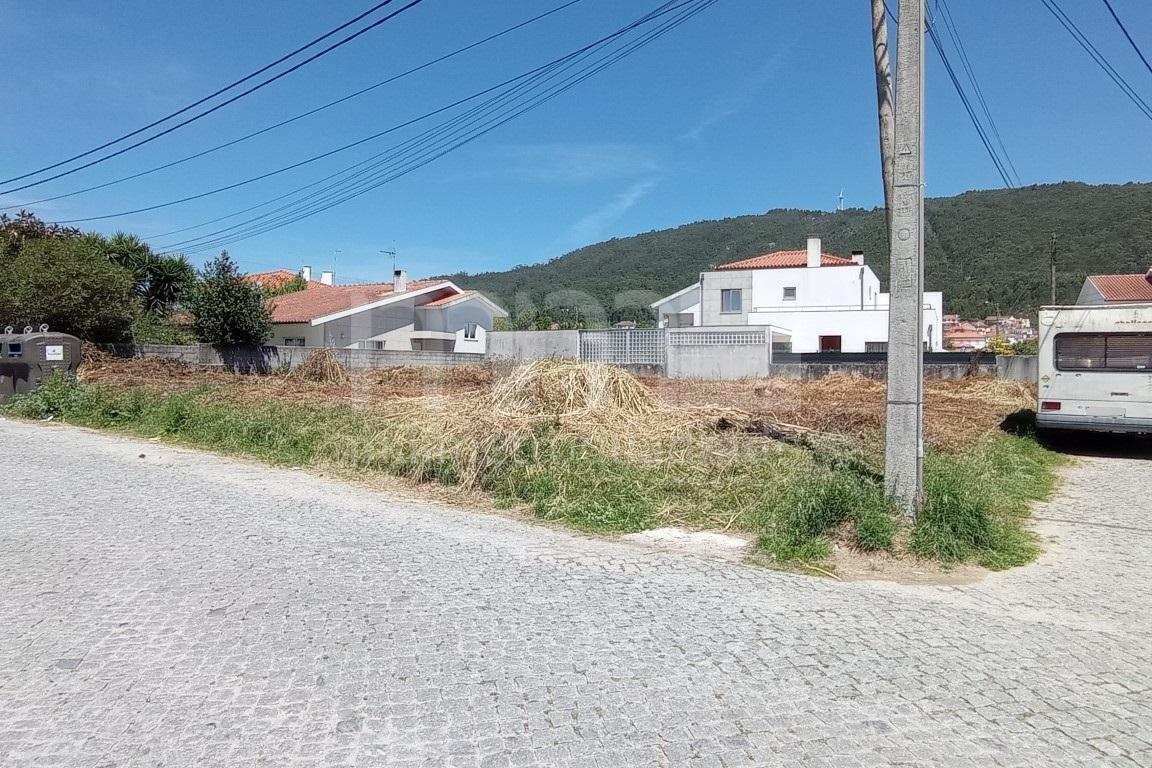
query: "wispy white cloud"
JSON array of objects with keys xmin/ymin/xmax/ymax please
[
  {"xmin": 679, "ymin": 52, "xmax": 788, "ymax": 141},
  {"xmin": 469, "ymin": 143, "xmax": 661, "ymax": 183},
  {"xmin": 554, "ymin": 177, "xmax": 660, "ymax": 252}
]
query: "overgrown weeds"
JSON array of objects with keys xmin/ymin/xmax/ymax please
[{"xmin": 5, "ymin": 366, "xmax": 1062, "ymax": 573}]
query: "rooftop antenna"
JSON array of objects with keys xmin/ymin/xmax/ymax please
[
  {"xmin": 379, "ymin": 247, "xmax": 397, "ymax": 275},
  {"xmin": 837, "ymin": 188, "xmax": 845, "ymax": 212}
]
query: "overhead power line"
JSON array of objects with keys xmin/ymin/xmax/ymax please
[
  {"xmin": 1038, "ymin": 0, "xmax": 1152, "ymax": 123},
  {"xmin": 0, "ymin": 0, "xmax": 426, "ymax": 193},
  {"xmin": 885, "ymin": 2, "xmax": 1016, "ymax": 187},
  {"xmin": 1, "ymin": 0, "xmax": 589, "ymax": 212},
  {"xmin": 934, "ymin": 0, "xmax": 1021, "ymax": 185},
  {"xmin": 155, "ymin": 0, "xmax": 718, "ymax": 255},
  {"xmin": 57, "ymin": 0, "xmax": 703, "ymax": 227},
  {"xmin": 1100, "ymin": 0, "xmax": 1152, "ymax": 80}
]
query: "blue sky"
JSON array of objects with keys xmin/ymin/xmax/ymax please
[{"xmin": 3, "ymin": 0, "xmax": 1151, "ymax": 283}]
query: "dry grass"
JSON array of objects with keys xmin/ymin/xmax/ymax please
[
  {"xmin": 490, "ymin": 359, "xmax": 655, "ymax": 417},
  {"xmin": 76, "ymin": 353, "xmax": 1034, "ymax": 459},
  {"xmin": 289, "ymin": 348, "xmax": 350, "ymax": 384},
  {"xmin": 647, "ymin": 373, "xmax": 1036, "ymax": 453}
]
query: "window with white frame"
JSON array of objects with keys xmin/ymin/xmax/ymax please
[
  {"xmin": 283, "ymin": 338, "xmax": 306, "ymax": 347},
  {"xmin": 720, "ymin": 289, "xmax": 742, "ymax": 314},
  {"xmin": 782, "ymin": 286, "xmax": 797, "ymax": 301},
  {"xmin": 463, "ymin": 323, "xmax": 479, "ymax": 340}
]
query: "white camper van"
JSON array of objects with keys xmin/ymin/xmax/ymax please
[{"xmin": 1036, "ymin": 303, "xmax": 1152, "ymax": 434}]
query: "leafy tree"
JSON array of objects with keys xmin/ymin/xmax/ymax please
[
  {"xmin": 105, "ymin": 232, "xmax": 194, "ymax": 312},
  {"xmin": 0, "ymin": 237, "xmax": 136, "ymax": 341},
  {"xmin": 984, "ymin": 336, "xmax": 1015, "ymax": 356},
  {"xmin": 185, "ymin": 251, "xmax": 272, "ymax": 346},
  {"xmin": 1, "ymin": 210, "xmax": 82, "ymax": 258},
  {"xmin": 262, "ymin": 273, "xmax": 307, "ymax": 297},
  {"xmin": 131, "ymin": 311, "xmax": 196, "ymax": 345}
]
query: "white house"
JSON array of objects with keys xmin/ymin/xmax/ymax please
[
  {"xmin": 651, "ymin": 238, "xmax": 944, "ymax": 353},
  {"xmin": 248, "ymin": 267, "xmax": 507, "ymax": 353}
]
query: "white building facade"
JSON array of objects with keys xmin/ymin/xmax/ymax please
[
  {"xmin": 652, "ymin": 238, "xmax": 944, "ymax": 354},
  {"xmin": 254, "ymin": 268, "xmax": 507, "ymax": 354}
]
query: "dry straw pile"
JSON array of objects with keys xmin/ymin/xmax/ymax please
[
  {"xmin": 289, "ymin": 348, "xmax": 350, "ymax": 384},
  {"xmin": 489, "ymin": 359, "xmax": 655, "ymax": 417}
]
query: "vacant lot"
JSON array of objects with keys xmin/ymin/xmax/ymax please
[{"xmin": 6, "ymin": 351, "xmax": 1059, "ymax": 575}]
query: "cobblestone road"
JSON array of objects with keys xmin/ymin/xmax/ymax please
[{"xmin": 1, "ymin": 420, "xmax": 1150, "ymax": 767}]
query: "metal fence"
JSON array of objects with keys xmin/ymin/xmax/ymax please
[{"xmin": 578, "ymin": 329, "xmax": 666, "ymax": 365}]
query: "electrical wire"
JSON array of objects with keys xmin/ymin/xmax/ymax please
[
  {"xmin": 926, "ymin": 21, "xmax": 1015, "ymax": 187},
  {"xmin": 1100, "ymin": 0, "xmax": 1152, "ymax": 80},
  {"xmin": 159, "ymin": 0, "xmax": 718, "ymax": 254},
  {"xmin": 934, "ymin": 0, "xmax": 1021, "ymax": 185},
  {"xmin": 885, "ymin": 2, "xmax": 1017, "ymax": 187},
  {"xmin": 1, "ymin": 0, "xmax": 589, "ymax": 212},
  {"xmin": 0, "ymin": 0, "xmax": 426, "ymax": 194},
  {"xmin": 1039, "ymin": 0, "xmax": 1152, "ymax": 122},
  {"xmin": 57, "ymin": 0, "xmax": 697, "ymax": 227}
]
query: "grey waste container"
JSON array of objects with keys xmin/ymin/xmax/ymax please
[{"xmin": 0, "ymin": 330, "xmax": 83, "ymax": 403}]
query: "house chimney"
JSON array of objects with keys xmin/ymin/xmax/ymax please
[
  {"xmin": 301, "ymin": 265, "xmax": 312, "ymax": 282},
  {"xmin": 851, "ymin": 250, "xmax": 865, "ymax": 266},
  {"xmin": 393, "ymin": 269, "xmax": 407, "ymax": 293},
  {"xmin": 320, "ymin": 270, "xmax": 335, "ymax": 286},
  {"xmin": 806, "ymin": 237, "xmax": 822, "ymax": 268},
  {"xmin": 1146, "ymin": 266, "xmax": 1152, "ymax": 286}
]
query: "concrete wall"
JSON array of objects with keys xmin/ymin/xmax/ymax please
[
  {"xmin": 486, "ymin": 330, "xmax": 580, "ymax": 360},
  {"xmin": 667, "ymin": 344, "xmax": 772, "ymax": 379},
  {"xmin": 103, "ymin": 344, "xmax": 483, "ymax": 372},
  {"xmin": 699, "ymin": 271, "xmax": 753, "ymax": 326},
  {"xmin": 769, "ymin": 362, "xmax": 997, "ymax": 380},
  {"xmin": 996, "ymin": 355, "xmax": 1038, "ymax": 383}
]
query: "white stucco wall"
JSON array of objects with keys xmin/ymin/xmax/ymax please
[
  {"xmin": 453, "ymin": 325, "xmax": 487, "ymax": 354},
  {"xmin": 748, "ymin": 265, "xmax": 882, "ymax": 311}
]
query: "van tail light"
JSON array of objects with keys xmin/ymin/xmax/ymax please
[{"xmin": 1041, "ymin": 401, "xmax": 1062, "ymax": 411}]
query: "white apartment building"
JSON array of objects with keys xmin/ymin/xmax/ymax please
[{"xmin": 651, "ymin": 238, "xmax": 944, "ymax": 353}]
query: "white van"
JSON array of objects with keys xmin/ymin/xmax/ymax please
[{"xmin": 1037, "ymin": 303, "xmax": 1152, "ymax": 434}]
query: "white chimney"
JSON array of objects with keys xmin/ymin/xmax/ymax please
[
  {"xmin": 393, "ymin": 269, "xmax": 407, "ymax": 293},
  {"xmin": 301, "ymin": 265, "xmax": 312, "ymax": 282},
  {"xmin": 850, "ymin": 250, "xmax": 865, "ymax": 266},
  {"xmin": 320, "ymin": 270, "xmax": 334, "ymax": 286},
  {"xmin": 806, "ymin": 237, "xmax": 822, "ymax": 268}
]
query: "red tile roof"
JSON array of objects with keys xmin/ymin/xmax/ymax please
[
  {"xmin": 419, "ymin": 290, "xmax": 477, "ymax": 308},
  {"xmin": 267, "ymin": 279, "xmax": 453, "ymax": 323},
  {"xmin": 242, "ymin": 269, "xmax": 315, "ymax": 290},
  {"xmin": 715, "ymin": 250, "xmax": 857, "ymax": 270},
  {"xmin": 1088, "ymin": 274, "xmax": 1152, "ymax": 303}
]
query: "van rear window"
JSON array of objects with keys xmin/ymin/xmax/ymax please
[{"xmin": 1055, "ymin": 333, "xmax": 1152, "ymax": 371}]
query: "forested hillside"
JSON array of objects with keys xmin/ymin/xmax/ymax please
[{"xmin": 447, "ymin": 182, "xmax": 1152, "ymax": 321}]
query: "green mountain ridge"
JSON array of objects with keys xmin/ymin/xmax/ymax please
[{"xmin": 445, "ymin": 181, "xmax": 1152, "ymax": 321}]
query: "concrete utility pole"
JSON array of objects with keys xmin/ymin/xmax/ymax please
[
  {"xmin": 871, "ymin": 0, "xmax": 896, "ymax": 239},
  {"xmin": 884, "ymin": 0, "xmax": 926, "ymax": 520},
  {"xmin": 1049, "ymin": 233, "xmax": 1058, "ymax": 305}
]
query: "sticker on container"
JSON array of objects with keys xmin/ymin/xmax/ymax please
[{"xmin": 45, "ymin": 345, "xmax": 65, "ymax": 361}]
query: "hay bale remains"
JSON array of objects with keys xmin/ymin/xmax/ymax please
[
  {"xmin": 290, "ymin": 348, "xmax": 350, "ymax": 384},
  {"xmin": 490, "ymin": 359, "xmax": 655, "ymax": 417}
]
